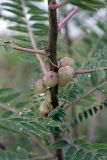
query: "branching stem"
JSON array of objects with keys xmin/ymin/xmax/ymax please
[
  {"xmin": 48, "ymin": 0, "xmax": 58, "ymax": 107},
  {"xmin": 49, "ymin": 1, "xmax": 68, "ymax": 9},
  {"xmin": 48, "ymin": 0, "xmax": 63, "ymax": 160}
]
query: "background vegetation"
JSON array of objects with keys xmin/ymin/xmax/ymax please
[{"xmin": 0, "ymin": 0, "xmax": 107, "ymax": 159}]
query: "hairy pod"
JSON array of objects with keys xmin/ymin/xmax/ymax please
[
  {"xmin": 35, "ymin": 79, "xmax": 47, "ymax": 94},
  {"xmin": 59, "ymin": 57, "xmax": 75, "ymax": 68},
  {"xmin": 58, "ymin": 66, "xmax": 75, "ymax": 86},
  {"xmin": 39, "ymin": 101, "xmax": 52, "ymax": 115},
  {"xmin": 43, "ymin": 71, "xmax": 58, "ymax": 88}
]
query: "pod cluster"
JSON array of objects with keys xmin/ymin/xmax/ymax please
[{"xmin": 35, "ymin": 57, "xmax": 75, "ymax": 115}]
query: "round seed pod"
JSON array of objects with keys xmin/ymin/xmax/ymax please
[
  {"xmin": 35, "ymin": 79, "xmax": 47, "ymax": 94},
  {"xmin": 58, "ymin": 66, "xmax": 75, "ymax": 86},
  {"xmin": 39, "ymin": 101, "xmax": 52, "ymax": 115},
  {"xmin": 43, "ymin": 71, "xmax": 58, "ymax": 88},
  {"xmin": 59, "ymin": 57, "xmax": 75, "ymax": 68}
]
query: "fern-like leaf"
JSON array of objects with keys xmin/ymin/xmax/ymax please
[{"xmin": 71, "ymin": 100, "xmax": 107, "ymax": 127}]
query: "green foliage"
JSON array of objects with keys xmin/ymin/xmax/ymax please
[
  {"xmin": 70, "ymin": 0, "xmax": 105, "ymax": 11},
  {"xmin": 49, "ymin": 140, "xmax": 68, "ymax": 150},
  {"xmin": 64, "ymin": 146, "xmax": 107, "ymax": 160},
  {"xmin": 1, "ymin": 0, "xmax": 48, "ymax": 62},
  {"xmin": 85, "ymin": 47, "xmax": 107, "ymax": 69},
  {"xmin": 0, "ymin": 116, "xmax": 62, "ymax": 138},
  {"xmin": 0, "ymin": 40, "xmax": 13, "ymax": 54},
  {"xmin": 58, "ymin": 80, "xmax": 83, "ymax": 103},
  {"xmin": 38, "ymin": 117, "xmax": 62, "ymax": 127},
  {"xmin": 71, "ymin": 100, "xmax": 107, "ymax": 127},
  {"xmin": 64, "ymin": 140, "xmax": 107, "ymax": 160},
  {"xmin": 0, "ymin": 0, "xmax": 107, "ymax": 160},
  {"xmin": 1, "ymin": 0, "xmax": 48, "ymax": 38},
  {"xmin": 0, "ymin": 87, "xmax": 62, "ymax": 138}
]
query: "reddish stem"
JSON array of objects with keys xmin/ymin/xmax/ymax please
[
  {"xmin": 12, "ymin": 44, "xmax": 47, "ymax": 56},
  {"xmin": 75, "ymin": 67, "xmax": 107, "ymax": 75},
  {"xmin": 58, "ymin": 7, "xmax": 79, "ymax": 32}
]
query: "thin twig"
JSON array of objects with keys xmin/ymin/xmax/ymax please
[
  {"xmin": 74, "ymin": 81, "xmax": 107, "ymax": 104},
  {"xmin": 31, "ymin": 137, "xmax": 54, "ymax": 158},
  {"xmin": 0, "ymin": 103, "xmax": 18, "ymax": 114},
  {"xmin": 12, "ymin": 44, "xmax": 47, "ymax": 56},
  {"xmin": 58, "ymin": 7, "xmax": 79, "ymax": 32},
  {"xmin": 49, "ymin": 1, "xmax": 68, "ymax": 9},
  {"xmin": 48, "ymin": 58, "xmax": 59, "ymax": 69},
  {"xmin": 64, "ymin": 81, "xmax": 107, "ymax": 109},
  {"xmin": 75, "ymin": 66, "xmax": 107, "ymax": 75}
]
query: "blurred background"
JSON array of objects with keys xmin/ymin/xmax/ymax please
[{"xmin": 0, "ymin": 0, "xmax": 107, "ymax": 159}]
